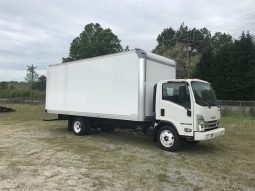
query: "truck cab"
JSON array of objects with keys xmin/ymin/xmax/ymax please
[{"xmin": 154, "ymin": 79, "xmax": 225, "ymax": 151}]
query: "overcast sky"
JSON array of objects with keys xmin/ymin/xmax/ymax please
[{"xmin": 0, "ymin": 0, "xmax": 254, "ymax": 81}]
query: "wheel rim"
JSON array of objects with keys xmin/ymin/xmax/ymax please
[
  {"xmin": 73, "ymin": 121, "xmax": 81, "ymax": 133},
  {"xmin": 160, "ymin": 130, "xmax": 174, "ymax": 148}
]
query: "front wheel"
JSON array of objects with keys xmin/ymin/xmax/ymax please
[{"xmin": 157, "ymin": 125, "xmax": 181, "ymax": 152}]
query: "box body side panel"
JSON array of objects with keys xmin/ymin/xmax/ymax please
[
  {"xmin": 145, "ymin": 59, "xmax": 176, "ymax": 117},
  {"xmin": 46, "ymin": 53, "xmax": 139, "ymax": 120},
  {"xmin": 46, "ymin": 65, "xmax": 68, "ymax": 111}
]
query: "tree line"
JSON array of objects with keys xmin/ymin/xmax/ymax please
[
  {"xmin": 64, "ymin": 23, "xmax": 254, "ymax": 100},
  {"xmin": 0, "ymin": 66, "xmax": 46, "ymax": 98},
  {"xmin": 1, "ymin": 23, "xmax": 254, "ymax": 100}
]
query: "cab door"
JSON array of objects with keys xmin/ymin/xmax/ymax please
[{"xmin": 157, "ymin": 82, "xmax": 193, "ymax": 136}]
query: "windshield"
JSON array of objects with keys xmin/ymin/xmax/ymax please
[{"xmin": 191, "ymin": 81, "xmax": 218, "ymax": 107}]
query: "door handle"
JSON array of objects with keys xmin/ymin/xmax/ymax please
[
  {"xmin": 161, "ymin": 109, "xmax": 165, "ymax": 116},
  {"xmin": 186, "ymin": 108, "xmax": 191, "ymax": 117}
]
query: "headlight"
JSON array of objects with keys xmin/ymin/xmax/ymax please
[{"xmin": 197, "ymin": 114, "xmax": 205, "ymax": 131}]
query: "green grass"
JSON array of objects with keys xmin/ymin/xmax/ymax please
[
  {"xmin": 0, "ymin": 88, "xmax": 45, "ymax": 98},
  {"xmin": 0, "ymin": 104, "xmax": 51, "ymax": 122},
  {"xmin": 0, "ymin": 104, "xmax": 254, "ymax": 190}
]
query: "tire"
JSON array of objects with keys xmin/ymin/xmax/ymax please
[
  {"xmin": 157, "ymin": 125, "xmax": 181, "ymax": 152},
  {"xmin": 72, "ymin": 117, "xmax": 90, "ymax": 136}
]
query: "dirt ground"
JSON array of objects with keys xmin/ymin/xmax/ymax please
[{"xmin": 0, "ymin": 104, "xmax": 254, "ymax": 191}]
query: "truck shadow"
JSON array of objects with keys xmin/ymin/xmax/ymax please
[
  {"xmin": 50, "ymin": 126, "xmax": 155, "ymax": 146},
  {"xmin": 91, "ymin": 129, "xmax": 222, "ymax": 154},
  {"xmin": 50, "ymin": 126, "xmax": 223, "ymax": 154},
  {"xmin": 92, "ymin": 129, "xmax": 156, "ymax": 146}
]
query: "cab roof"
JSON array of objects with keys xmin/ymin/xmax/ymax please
[{"xmin": 159, "ymin": 79, "xmax": 210, "ymax": 84}]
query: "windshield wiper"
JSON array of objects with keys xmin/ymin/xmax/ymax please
[{"xmin": 198, "ymin": 100, "xmax": 211, "ymax": 107}]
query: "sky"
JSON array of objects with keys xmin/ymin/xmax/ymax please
[{"xmin": 0, "ymin": 0, "xmax": 254, "ymax": 81}]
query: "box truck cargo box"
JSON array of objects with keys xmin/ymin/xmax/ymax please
[{"xmin": 46, "ymin": 49, "xmax": 176, "ymax": 121}]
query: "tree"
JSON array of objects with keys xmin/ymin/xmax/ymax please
[
  {"xmin": 0, "ymin": 81, "xmax": 8, "ymax": 89},
  {"xmin": 195, "ymin": 46, "xmax": 217, "ymax": 86},
  {"xmin": 153, "ymin": 23, "xmax": 212, "ymax": 55},
  {"xmin": 35, "ymin": 75, "xmax": 47, "ymax": 91},
  {"xmin": 153, "ymin": 27, "xmax": 176, "ymax": 54},
  {"xmin": 153, "ymin": 24, "xmax": 234, "ymax": 78},
  {"xmin": 195, "ymin": 32, "xmax": 255, "ymax": 100},
  {"xmin": 153, "ymin": 23, "xmax": 209, "ymax": 77},
  {"xmin": 159, "ymin": 43, "xmax": 200, "ymax": 78},
  {"xmin": 229, "ymin": 32, "xmax": 255, "ymax": 100},
  {"xmin": 162, "ymin": 43, "xmax": 187, "ymax": 78},
  {"xmin": 63, "ymin": 23, "xmax": 123, "ymax": 62},
  {"xmin": 25, "ymin": 65, "xmax": 38, "ymax": 89},
  {"xmin": 211, "ymin": 32, "xmax": 232, "ymax": 53}
]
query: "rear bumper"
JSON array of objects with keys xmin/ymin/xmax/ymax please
[{"xmin": 194, "ymin": 128, "xmax": 225, "ymax": 141}]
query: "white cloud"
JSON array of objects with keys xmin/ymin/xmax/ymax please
[{"xmin": 0, "ymin": 69, "xmax": 26, "ymax": 81}]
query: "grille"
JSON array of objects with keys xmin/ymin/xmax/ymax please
[{"xmin": 205, "ymin": 120, "xmax": 218, "ymax": 131}]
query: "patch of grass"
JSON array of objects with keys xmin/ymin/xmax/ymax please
[
  {"xmin": 158, "ymin": 173, "xmax": 170, "ymax": 183},
  {"xmin": 221, "ymin": 109, "xmax": 253, "ymax": 117},
  {"xmin": 0, "ymin": 103, "xmax": 54, "ymax": 122},
  {"xmin": 0, "ymin": 104, "xmax": 254, "ymax": 190}
]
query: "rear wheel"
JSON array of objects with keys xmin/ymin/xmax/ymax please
[
  {"xmin": 157, "ymin": 125, "xmax": 181, "ymax": 152},
  {"xmin": 72, "ymin": 117, "xmax": 90, "ymax": 135}
]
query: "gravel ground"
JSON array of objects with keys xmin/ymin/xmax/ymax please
[{"xmin": 0, "ymin": 104, "xmax": 254, "ymax": 191}]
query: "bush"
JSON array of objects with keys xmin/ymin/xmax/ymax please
[{"xmin": 0, "ymin": 88, "xmax": 45, "ymax": 98}]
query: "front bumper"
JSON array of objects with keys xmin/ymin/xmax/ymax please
[{"xmin": 194, "ymin": 128, "xmax": 225, "ymax": 141}]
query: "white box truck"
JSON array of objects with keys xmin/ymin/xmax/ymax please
[{"xmin": 46, "ymin": 49, "xmax": 225, "ymax": 151}]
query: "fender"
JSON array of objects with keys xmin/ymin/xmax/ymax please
[
  {"xmin": 157, "ymin": 120, "xmax": 180, "ymax": 134},
  {"xmin": 153, "ymin": 120, "xmax": 180, "ymax": 141}
]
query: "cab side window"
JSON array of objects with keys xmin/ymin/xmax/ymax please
[{"xmin": 162, "ymin": 82, "xmax": 191, "ymax": 108}]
